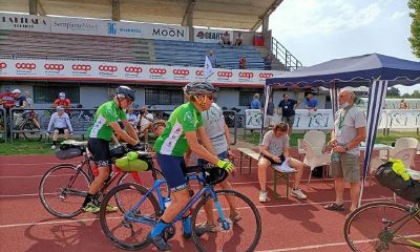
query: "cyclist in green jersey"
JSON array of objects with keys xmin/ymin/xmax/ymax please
[
  {"xmin": 82, "ymin": 86, "xmax": 140, "ymax": 213},
  {"xmin": 149, "ymin": 81, "xmax": 235, "ymax": 251}
]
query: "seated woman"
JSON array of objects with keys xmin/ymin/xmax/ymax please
[{"xmin": 258, "ymin": 122, "xmax": 307, "ymax": 202}]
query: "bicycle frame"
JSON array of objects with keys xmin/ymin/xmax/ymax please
[
  {"xmin": 124, "ymin": 171, "xmax": 231, "ymax": 230},
  {"xmin": 383, "ymin": 205, "xmax": 420, "ymax": 248}
]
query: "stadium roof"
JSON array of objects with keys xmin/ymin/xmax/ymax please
[{"xmin": 0, "ymin": 0, "xmax": 284, "ymax": 31}]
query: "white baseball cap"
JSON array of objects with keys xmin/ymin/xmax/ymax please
[{"xmin": 12, "ymin": 89, "xmax": 21, "ymax": 94}]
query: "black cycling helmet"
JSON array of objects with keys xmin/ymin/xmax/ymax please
[
  {"xmin": 115, "ymin": 86, "xmax": 135, "ymax": 102},
  {"xmin": 184, "ymin": 81, "xmax": 216, "ymax": 96}
]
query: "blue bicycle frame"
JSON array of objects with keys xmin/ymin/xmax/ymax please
[{"xmin": 124, "ymin": 172, "xmax": 231, "ymax": 231}]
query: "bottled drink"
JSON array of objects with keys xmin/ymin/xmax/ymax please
[{"xmin": 331, "ymin": 153, "xmax": 340, "ymax": 162}]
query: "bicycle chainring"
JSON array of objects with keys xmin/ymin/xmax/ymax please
[{"xmin": 162, "ymin": 225, "xmax": 175, "ymax": 242}]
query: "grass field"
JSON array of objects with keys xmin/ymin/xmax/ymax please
[{"xmin": 0, "ymin": 131, "xmax": 418, "ymax": 156}]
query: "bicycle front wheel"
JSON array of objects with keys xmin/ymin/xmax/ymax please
[
  {"xmin": 344, "ymin": 202, "xmax": 420, "ymax": 252},
  {"xmin": 39, "ymin": 164, "xmax": 90, "ymax": 218},
  {"xmin": 191, "ymin": 189, "xmax": 262, "ymax": 252},
  {"xmin": 100, "ymin": 183, "xmax": 160, "ymax": 251},
  {"xmin": 22, "ymin": 121, "xmax": 42, "ymax": 141}
]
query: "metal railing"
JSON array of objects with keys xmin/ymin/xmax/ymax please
[
  {"xmin": 271, "ymin": 36, "xmax": 302, "ymax": 71},
  {"xmin": 0, "ymin": 107, "xmax": 6, "ymax": 142}
]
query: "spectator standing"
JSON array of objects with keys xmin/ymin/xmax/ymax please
[
  {"xmin": 399, "ymin": 99, "xmax": 409, "ymax": 109},
  {"xmin": 250, "ymin": 93, "xmax": 261, "ymax": 109},
  {"xmin": 234, "ymin": 32, "xmax": 243, "ymax": 46},
  {"xmin": 239, "ymin": 55, "xmax": 247, "ymax": 69},
  {"xmin": 138, "ymin": 106, "xmax": 154, "ymax": 143},
  {"xmin": 264, "ymin": 53, "xmax": 273, "ymax": 70},
  {"xmin": 304, "ymin": 91, "xmax": 318, "ymax": 112},
  {"xmin": 257, "ymin": 122, "xmax": 307, "ymax": 202},
  {"xmin": 220, "ymin": 31, "xmax": 231, "ymax": 46},
  {"xmin": 265, "ymin": 97, "xmax": 275, "ymax": 127},
  {"xmin": 277, "ymin": 93, "xmax": 299, "ymax": 135},
  {"xmin": 0, "ymin": 86, "xmax": 15, "ymax": 111},
  {"xmin": 52, "ymin": 92, "xmax": 71, "ymax": 115},
  {"xmin": 47, "ymin": 106, "xmax": 73, "ymax": 149},
  {"xmin": 24, "ymin": 90, "xmax": 41, "ymax": 130},
  {"xmin": 324, "ymin": 87, "xmax": 366, "ymax": 213},
  {"xmin": 207, "ymin": 49, "xmax": 216, "ymax": 68},
  {"xmin": 126, "ymin": 108, "xmax": 139, "ymax": 134},
  {"xmin": 12, "ymin": 89, "xmax": 27, "ymax": 128}
]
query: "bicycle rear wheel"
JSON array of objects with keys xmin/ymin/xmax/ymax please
[
  {"xmin": 22, "ymin": 121, "xmax": 42, "ymax": 141},
  {"xmin": 39, "ymin": 164, "xmax": 90, "ymax": 218},
  {"xmin": 344, "ymin": 202, "xmax": 420, "ymax": 252},
  {"xmin": 100, "ymin": 183, "xmax": 160, "ymax": 251},
  {"xmin": 191, "ymin": 189, "xmax": 262, "ymax": 252}
]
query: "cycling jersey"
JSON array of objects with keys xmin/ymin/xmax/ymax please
[
  {"xmin": 87, "ymin": 101, "xmax": 126, "ymax": 141},
  {"xmin": 154, "ymin": 102, "xmax": 203, "ymax": 157}
]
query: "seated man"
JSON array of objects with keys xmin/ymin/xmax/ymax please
[
  {"xmin": 47, "ymin": 106, "xmax": 73, "ymax": 149},
  {"xmin": 258, "ymin": 122, "xmax": 307, "ymax": 202}
]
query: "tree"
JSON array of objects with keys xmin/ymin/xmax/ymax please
[
  {"xmin": 386, "ymin": 86, "xmax": 400, "ymax": 97},
  {"xmin": 412, "ymin": 90, "xmax": 420, "ymax": 98},
  {"xmin": 408, "ymin": 0, "xmax": 420, "ymax": 58}
]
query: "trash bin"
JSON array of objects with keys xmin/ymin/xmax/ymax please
[{"xmin": 253, "ymin": 34, "xmax": 264, "ymax": 46}]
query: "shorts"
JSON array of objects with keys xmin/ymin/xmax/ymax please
[
  {"xmin": 259, "ymin": 153, "xmax": 285, "ymax": 165},
  {"xmin": 54, "ymin": 128, "xmax": 67, "ymax": 134},
  {"xmin": 281, "ymin": 115, "xmax": 295, "ymax": 127},
  {"xmin": 156, "ymin": 153, "xmax": 188, "ymax": 191},
  {"xmin": 198, "ymin": 151, "xmax": 228, "ymax": 166},
  {"xmin": 331, "ymin": 153, "xmax": 360, "ymax": 183},
  {"xmin": 87, "ymin": 138, "xmax": 111, "ymax": 167}
]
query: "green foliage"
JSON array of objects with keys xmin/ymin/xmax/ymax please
[
  {"xmin": 408, "ymin": 0, "xmax": 420, "ymax": 58},
  {"xmin": 411, "ymin": 90, "xmax": 420, "ymax": 98},
  {"xmin": 386, "ymin": 87, "xmax": 400, "ymax": 97}
]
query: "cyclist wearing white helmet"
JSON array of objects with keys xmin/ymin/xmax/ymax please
[
  {"xmin": 52, "ymin": 91, "xmax": 71, "ymax": 114},
  {"xmin": 82, "ymin": 86, "xmax": 140, "ymax": 213},
  {"xmin": 148, "ymin": 81, "xmax": 235, "ymax": 251}
]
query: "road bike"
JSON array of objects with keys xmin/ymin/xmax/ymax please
[
  {"xmin": 99, "ymin": 163, "xmax": 262, "ymax": 251},
  {"xmin": 344, "ymin": 201, "xmax": 419, "ymax": 251},
  {"xmin": 39, "ymin": 140, "xmax": 168, "ymax": 218},
  {"xmin": 14, "ymin": 110, "xmax": 43, "ymax": 141}
]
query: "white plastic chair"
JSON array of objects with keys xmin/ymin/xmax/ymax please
[
  {"xmin": 379, "ymin": 137, "xmax": 419, "ymax": 168},
  {"xmin": 298, "ymin": 139, "xmax": 331, "ymax": 186},
  {"xmin": 298, "ymin": 130, "xmax": 327, "ymax": 156}
]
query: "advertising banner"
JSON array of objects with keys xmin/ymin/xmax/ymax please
[
  {"xmin": 0, "ymin": 13, "xmax": 50, "ymax": 32},
  {"xmin": 0, "ymin": 59, "xmax": 283, "ymax": 85},
  {"xmin": 193, "ymin": 28, "xmax": 233, "ymax": 43}
]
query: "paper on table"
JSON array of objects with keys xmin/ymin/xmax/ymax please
[{"xmin": 272, "ymin": 159, "xmax": 296, "ymax": 173}]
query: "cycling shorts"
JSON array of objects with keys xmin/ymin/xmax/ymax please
[
  {"xmin": 87, "ymin": 138, "xmax": 111, "ymax": 167},
  {"xmin": 156, "ymin": 153, "xmax": 188, "ymax": 192}
]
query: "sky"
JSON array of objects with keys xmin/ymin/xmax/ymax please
[{"xmin": 269, "ymin": 0, "xmax": 418, "ymax": 95}]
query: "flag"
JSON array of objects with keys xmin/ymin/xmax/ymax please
[{"xmin": 204, "ymin": 55, "xmax": 214, "ymax": 80}]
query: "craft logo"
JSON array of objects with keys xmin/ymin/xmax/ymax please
[
  {"xmin": 152, "ymin": 27, "xmax": 185, "ymax": 38},
  {"xmin": 1, "ymin": 16, "xmax": 47, "ymax": 29},
  {"xmin": 108, "ymin": 23, "xmax": 117, "ymax": 35}
]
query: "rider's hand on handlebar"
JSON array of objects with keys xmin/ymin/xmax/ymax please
[{"xmin": 216, "ymin": 159, "xmax": 235, "ymax": 173}]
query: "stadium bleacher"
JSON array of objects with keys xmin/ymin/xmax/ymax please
[{"xmin": 0, "ymin": 30, "xmax": 266, "ymax": 70}]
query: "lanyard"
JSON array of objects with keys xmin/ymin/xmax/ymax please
[{"xmin": 338, "ymin": 106, "xmax": 353, "ymax": 129}]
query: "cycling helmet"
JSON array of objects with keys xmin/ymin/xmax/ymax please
[
  {"xmin": 184, "ymin": 81, "xmax": 216, "ymax": 96},
  {"xmin": 115, "ymin": 86, "xmax": 135, "ymax": 102},
  {"xmin": 59, "ymin": 92, "xmax": 65, "ymax": 99}
]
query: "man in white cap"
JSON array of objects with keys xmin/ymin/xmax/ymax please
[
  {"xmin": 47, "ymin": 106, "xmax": 73, "ymax": 149},
  {"xmin": 12, "ymin": 89, "xmax": 28, "ymax": 129}
]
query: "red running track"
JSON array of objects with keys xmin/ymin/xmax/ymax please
[{"xmin": 0, "ymin": 153, "xmax": 399, "ymax": 252}]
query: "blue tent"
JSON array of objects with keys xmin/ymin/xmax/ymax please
[{"xmin": 264, "ymin": 53, "xmax": 420, "ymax": 205}]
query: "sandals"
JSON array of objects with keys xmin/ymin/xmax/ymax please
[{"xmin": 324, "ymin": 203, "xmax": 345, "ymax": 211}]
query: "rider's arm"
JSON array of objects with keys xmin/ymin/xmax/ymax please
[
  {"xmin": 196, "ymin": 126, "xmax": 216, "ymax": 155},
  {"xmin": 109, "ymin": 121, "xmax": 138, "ymax": 146},
  {"xmin": 185, "ymin": 130, "xmax": 218, "ymax": 165},
  {"xmin": 121, "ymin": 119, "xmax": 139, "ymax": 141}
]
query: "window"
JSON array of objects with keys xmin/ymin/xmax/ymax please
[
  {"xmin": 239, "ymin": 90, "xmax": 263, "ymax": 106},
  {"xmin": 34, "ymin": 85, "xmax": 80, "ymax": 104},
  {"xmin": 145, "ymin": 88, "xmax": 183, "ymax": 105}
]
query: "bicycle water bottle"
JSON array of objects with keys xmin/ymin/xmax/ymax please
[{"xmin": 164, "ymin": 197, "xmax": 172, "ymax": 208}]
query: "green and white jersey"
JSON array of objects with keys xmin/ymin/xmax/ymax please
[
  {"xmin": 87, "ymin": 101, "xmax": 127, "ymax": 141},
  {"xmin": 154, "ymin": 102, "xmax": 203, "ymax": 157}
]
